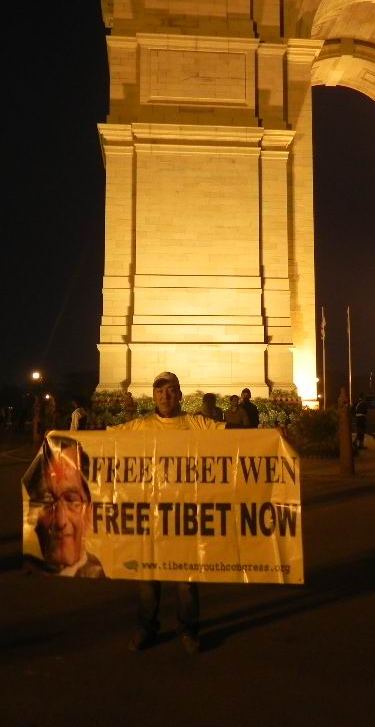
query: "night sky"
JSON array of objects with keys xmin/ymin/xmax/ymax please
[
  {"xmin": 3, "ymin": 1, "xmax": 374, "ymax": 401},
  {"xmin": 313, "ymin": 85, "xmax": 375, "ymax": 398}
]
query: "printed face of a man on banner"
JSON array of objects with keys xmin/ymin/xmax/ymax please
[{"xmin": 35, "ymin": 444, "xmax": 91, "ymax": 568}]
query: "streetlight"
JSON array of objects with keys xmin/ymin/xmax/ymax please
[
  {"xmin": 43, "ymin": 392, "xmax": 56, "ymax": 431},
  {"xmin": 30, "ymin": 371, "xmax": 43, "ymax": 444}
]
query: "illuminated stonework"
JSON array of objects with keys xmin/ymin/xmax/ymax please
[{"xmin": 97, "ymin": 1, "xmax": 374, "ymax": 400}]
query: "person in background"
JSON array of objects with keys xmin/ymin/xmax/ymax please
[
  {"xmin": 123, "ymin": 391, "xmax": 137, "ymax": 422},
  {"xmin": 354, "ymin": 392, "xmax": 368, "ymax": 449},
  {"xmin": 110, "ymin": 371, "xmax": 226, "ymax": 654},
  {"xmin": 43, "ymin": 394, "xmax": 57, "ymax": 434},
  {"xmin": 196, "ymin": 392, "xmax": 223, "ymax": 422},
  {"xmin": 70, "ymin": 397, "xmax": 88, "ymax": 431},
  {"xmin": 239, "ymin": 388, "xmax": 259, "ymax": 429},
  {"xmin": 224, "ymin": 395, "xmax": 250, "ymax": 428}
]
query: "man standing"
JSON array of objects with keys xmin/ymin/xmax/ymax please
[
  {"xmin": 196, "ymin": 392, "xmax": 224, "ymax": 421},
  {"xmin": 239, "ymin": 388, "xmax": 260, "ymax": 429},
  {"xmin": 354, "ymin": 392, "xmax": 368, "ymax": 449},
  {"xmin": 224, "ymin": 394, "xmax": 249, "ymax": 428},
  {"xmin": 110, "ymin": 371, "xmax": 225, "ymax": 653},
  {"xmin": 70, "ymin": 397, "xmax": 88, "ymax": 431}
]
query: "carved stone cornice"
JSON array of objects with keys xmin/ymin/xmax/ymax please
[
  {"xmin": 136, "ymin": 33, "xmax": 260, "ymax": 53},
  {"xmin": 258, "ymin": 42, "xmax": 286, "ymax": 57},
  {"xmin": 313, "ymin": 37, "xmax": 375, "ymax": 64},
  {"xmin": 98, "ymin": 124, "xmax": 133, "ymax": 145},
  {"xmin": 134, "ymin": 144, "xmax": 261, "ymax": 157},
  {"xmin": 261, "ymin": 130, "xmax": 295, "ymax": 151},
  {"xmin": 132, "ymin": 123, "xmax": 264, "ymax": 146},
  {"xmin": 287, "ymin": 39, "xmax": 324, "ymax": 64},
  {"xmin": 98, "ymin": 123, "xmax": 295, "ymax": 157},
  {"xmin": 107, "ymin": 36, "xmax": 137, "ymax": 51},
  {"xmin": 97, "ymin": 124, "xmax": 134, "ymax": 161}
]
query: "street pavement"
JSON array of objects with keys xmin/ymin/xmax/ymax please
[
  {"xmin": 0, "ymin": 431, "xmax": 374, "ymax": 727},
  {"xmin": 301, "ymin": 431, "xmax": 375, "ymax": 503}
]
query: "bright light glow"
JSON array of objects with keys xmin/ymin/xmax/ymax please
[
  {"xmin": 292, "ymin": 347, "xmax": 318, "ymax": 405},
  {"xmin": 302, "ymin": 399, "xmax": 319, "ymax": 410},
  {"xmin": 31, "ymin": 371, "xmax": 41, "ymax": 381},
  {"xmin": 44, "ymin": 394, "xmax": 50, "ymax": 400}
]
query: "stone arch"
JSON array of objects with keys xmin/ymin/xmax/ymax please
[
  {"xmin": 310, "ymin": 0, "xmax": 375, "ymax": 100},
  {"xmin": 311, "ymin": 0, "xmax": 375, "ymax": 42},
  {"xmin": 310, "ymin": 1, "xmax": 375, "ymax": 399}
]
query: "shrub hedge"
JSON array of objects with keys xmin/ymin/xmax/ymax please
[{"xmin": 89, "ymin": 390, "xmax": 339, "ymax": 457}]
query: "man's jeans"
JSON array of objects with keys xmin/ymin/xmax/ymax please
[{"xmin": 137, "ymin": 580, "xmax": 199, "ymax": 636}]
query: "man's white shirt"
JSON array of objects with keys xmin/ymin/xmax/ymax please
[{"xmin": 110, "ymin": 412, "xmax": 226, "ymax": 431}]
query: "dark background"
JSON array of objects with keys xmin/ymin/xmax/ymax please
[
  {"xmin": 2, "ymin": 1, "xmax": 374, "ymax": 404},
  {"xmin": 313, "ymin": 85, "xmax": 375, "ymax": 402}
]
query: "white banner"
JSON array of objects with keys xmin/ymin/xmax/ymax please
[{"xmin": 22, "ymin": 429, "xmax": 303, "ymax": 584}]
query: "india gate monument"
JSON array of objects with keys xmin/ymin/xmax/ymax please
[{"xmin": 97, "ymin": 0, "xmax": 375, "ymax": 404}]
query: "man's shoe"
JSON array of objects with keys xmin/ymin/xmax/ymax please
[
  {"xmin": 180, "ymin": 632, "xmax": 200, "ymax": 655},
  {"xmin": 128, "ymin": 628, "xmax": 156, "ymax": 652}
]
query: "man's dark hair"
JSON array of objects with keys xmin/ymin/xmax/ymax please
[
  {"xmin": 202, "ymin": 393, "xmax": 217, "ymax": 405},
  {"xmin": 72, "ymin": 395, "xmax": 87, "ymax": 408}
]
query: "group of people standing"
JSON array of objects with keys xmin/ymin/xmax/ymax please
[{"xmin": 197, "ymin": 388, "xmax": 259, "ymax": 429}]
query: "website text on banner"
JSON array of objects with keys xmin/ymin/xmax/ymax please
[{"xmin": 22, "ymin": 429, "xmax": 303, "ymax": 584}]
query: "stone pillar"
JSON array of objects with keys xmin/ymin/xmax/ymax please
[
  {"xmin": 286, "ymin": 39, "xmax": 322, "ymax": 403},
  {"xmin": 257, "ymin": 44, "xmax": 286, "ymax": 128},
  {"xmin": 260, "ymin": 131, "xmax": 295, "ymax": 389},
  {"xmin": 129, "ymin": 124, "xmax": 268, "ymax": 396},
  {"xmin": 97, "ymin": 125, "xmax": 134, "ymax": 389}
]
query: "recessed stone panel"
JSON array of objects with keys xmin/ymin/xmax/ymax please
[
  {"xmin": 138, "ymin": 35, "xmax": 257, "ymax": 110},
  {"xmin": 135, "ymin": 147, "xmax": 260, "ymax": 276},
  {"xmin": 131, "ymin": 324, "xmax": 264, "ymax": 342},
  {"xmin": 134, "ymin": 288, "xmax": 262, "ymax": 316},
  {"xmin": 129, "ymin": 342, "xmax": 268, "ymax": 395},
  {"xmin": 145, "ymin": 48, "xmax": 246, "ymax": 105}
]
